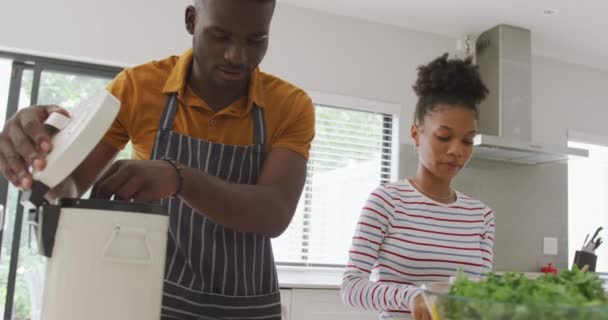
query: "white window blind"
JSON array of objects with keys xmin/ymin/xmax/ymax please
[{"xmin": 272, "ymin": 103, "xmax": 397, "ymax": 267}]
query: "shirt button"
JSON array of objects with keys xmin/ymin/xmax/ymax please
[{"xmin": 209, "ymin": 119, "xmax": 217, "ymax": 126}]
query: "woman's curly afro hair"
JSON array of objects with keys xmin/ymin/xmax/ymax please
[{"xmin": 412, "ymin": 53, "xmax": 489, "ymax": 124}]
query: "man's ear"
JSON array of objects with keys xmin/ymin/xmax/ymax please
[{"xmin": 185, "ymin": 5, "xmax": 196, "ymax": 35}]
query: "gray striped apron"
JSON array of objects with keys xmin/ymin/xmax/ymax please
[{"xmin": 151, "ymin": 93, "xmax": 281, "ymax": 320}]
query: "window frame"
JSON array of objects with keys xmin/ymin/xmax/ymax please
[
  {"xmin": 567, "ymin": 130, "xmax": 608, "ymax": 278},
  {"xmin": 0, "ymin": 50, "xmax": 122, "ymax": 320},
  {"xmin": 272, "ymin": 90, "xmax": 401, "ymax": 268}
]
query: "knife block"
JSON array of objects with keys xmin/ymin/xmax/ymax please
[{"xmin": 573, "ymin": 250, "xmax": 597, "ymax": 272}]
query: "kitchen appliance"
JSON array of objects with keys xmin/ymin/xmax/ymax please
[
  {"xmin": 472, "ymin": 24, "xmax": 588, "ymax": 164},
  {"xmin": 23, "ymin": 90, "xmax": 169, "ymax": 320}
]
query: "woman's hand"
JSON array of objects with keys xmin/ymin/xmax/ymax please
[{"xmin": 410, "ymin": 293, "xmax": 431, "ymax": 320}]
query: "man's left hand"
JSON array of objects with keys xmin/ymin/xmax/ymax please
[{"xmin": 91, "ymin": 160, "xmax": 179, "ymax": 202}]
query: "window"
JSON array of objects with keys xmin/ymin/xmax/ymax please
[
  {"xmin": 272, "ymin": 93, "xmax": 400, "ymax": 267},
  {"xmin": 0, "ymin": 52, "xmax": 401, "ymax": 318},
  {"xmin": 0, "ymin": 51, "xmax": 121, "ymax": 320},
  {"xmin": 0, "ymin": 58, "xmax": 12, "ymax": 124},
  {"xmin": 568, "ymin": 139, "xmax": 608, "ymax": 273}
]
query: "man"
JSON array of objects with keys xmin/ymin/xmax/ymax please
[{"xmin": 0, "ymin": 0, "xmax": 314, "ymax": 318}]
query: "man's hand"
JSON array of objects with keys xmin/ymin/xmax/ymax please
[
  {"xmin": 410, "ymin": 293, "xmax": 431, "ymax": 320},
  {"xmin": 0, "ymin": 105, "xmax": 69, "ymax": 189},
  {"xmin": 91, "ymin": 160, "xmax": 179, "ymax": 202}
]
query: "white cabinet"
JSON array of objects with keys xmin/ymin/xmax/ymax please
[
  {"xmin": 280, "ymin": 289, "xmax": 292, "ymax": 320},
  {"xmin": 289, "ymin": 289, "xmax": 377, "ymax": 320}
]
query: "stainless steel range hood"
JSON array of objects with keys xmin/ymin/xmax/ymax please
[
  {"xmin": 473, "ymin": 134, "xmax": 588, "ymax": 165},
  {"xmin": 472, "ymin": 25, "xmax": 588, "ymax": 164}
]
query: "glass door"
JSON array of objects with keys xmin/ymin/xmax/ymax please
[{"xmin": 0, "ymin": 55, "xmax": 120, "ymax": 320}]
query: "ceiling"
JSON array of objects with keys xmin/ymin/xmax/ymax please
[{"xmin": 281, "ymin": 0, "xmax": 608, "ymax": 70}]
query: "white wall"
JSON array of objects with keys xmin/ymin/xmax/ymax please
[
  {"xmin": 399, "ymin": 148, "xmax": 570, "ymax": 272},
  {"xmin": 267, "ymin": 5, "xmax": 608, "ymax": 272},
  {"xmin": 3, "ymin": 0, "xmax": 608, "ymax": 272},
  {"xmin": 0, "ymin": 0, "xmax": 191, "ymax": 66},
  {"xmin": 264, "ymin": 5, "xmax": 453, "ymax": 139},
  {"xmin": 532, "ymin": 56, "xmax": 608, "ymax": 145},
  {"xmin": 6, "ymin": 1, "xmax": 607, "ymax": 144},
  {"xmin": 0, "ymin": 2, "xmax": 453, "ymax": 140}
]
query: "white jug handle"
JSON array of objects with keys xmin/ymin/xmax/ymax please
[
  {"xmin": 102, "ymin": 226, "xmax": 153, "ymax": 265},
  {"xmin": 44, "ymin": 112, "xmax": 70, "ymax": 130}
]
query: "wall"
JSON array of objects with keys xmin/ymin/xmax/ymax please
[
  {"xmin": 400, "ymin": 148, "xmax": 569, "ymax": 271},
  {"xmin": 532, "ymin": 56, "xmax": 608, "ymax": 145},
  {"xmin": 3, "ymin": 1, "xmax": 608, "ymax": 272},
  {"xmin": 0, "ymin": 1, "xmax": 454, "ymax": 140},
  {"xmin": 263, "ymin": 5, "xmax": 453, "ymax": 139},
  {"xmin": 0, "ymin": 0, "xmax": 191, "ymax": 67}
]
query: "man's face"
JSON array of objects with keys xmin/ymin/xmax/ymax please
[{"xmin": 186, "ymin": 0, "xmax": 274, "ymax": 89}]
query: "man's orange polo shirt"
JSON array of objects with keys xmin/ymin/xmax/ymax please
[{"xmin": 103, "ymin": 49, "xmax": 315, "ymax": 161}]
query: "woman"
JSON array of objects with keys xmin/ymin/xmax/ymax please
[{"xmin": 340, "ymin": 53, "xmax": 495, "ymax": 320}]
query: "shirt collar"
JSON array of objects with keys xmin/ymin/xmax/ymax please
[{"xmin": 162, "ymin": 49, "xmax": 265, "ymax": 115}]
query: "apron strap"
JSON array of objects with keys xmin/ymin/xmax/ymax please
[
  {"xmin": 159, "ymin": 93, "xmax": 179, "ymax": 132},
  {"xmin": 251, "ymin": 104, "xmax": 266, "ymax": 145},
  {"xmin": 151, "ymin": 94, "xmax": 267, "ymax": 160},
  {"xmin": 150, "ymin": 93, "xmax": 179, "ymax": 160}
]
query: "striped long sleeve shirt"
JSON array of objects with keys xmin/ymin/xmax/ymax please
[{"xmin": 340, "ymin": 180, "xmax": 495, "ymax": 319}]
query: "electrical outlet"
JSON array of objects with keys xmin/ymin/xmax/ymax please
[{"xmin": 543, "ymin": 237, "xmax": 558, "ymax": 256}]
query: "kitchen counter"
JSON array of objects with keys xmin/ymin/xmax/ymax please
[
  {"xmin": 277, "ymin": 267, "xmax": 554, "ymax": 290},
  {"xmin": 278, "ymin": 266, "xmax": 343, "ymax": 289}
]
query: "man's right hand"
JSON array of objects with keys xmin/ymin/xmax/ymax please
[{"xmin": 0, "ymin": 105, "xmax": 69, "ymax": 189}]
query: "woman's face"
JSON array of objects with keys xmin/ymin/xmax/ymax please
[{"xmin": 411, "ymin": 105, "xmax": 478, "ymax": 181}]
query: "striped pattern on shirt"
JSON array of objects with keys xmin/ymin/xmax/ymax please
[{"xmin": 340, "ymin": 180, "xmax": 495, "ymax": 320}]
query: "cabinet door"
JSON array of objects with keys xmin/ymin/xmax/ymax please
[
  {"xmin": 290, "ymin": 289, "xmax": 377, "ymax": 320},
  {"xmin": 280, "ymin": 289, "xmax": 292, "ymax": 320}
]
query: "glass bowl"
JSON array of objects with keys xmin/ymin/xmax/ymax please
[{"xmin": 422, "ymin": 281, "xmax": 608, "ymax": 320}]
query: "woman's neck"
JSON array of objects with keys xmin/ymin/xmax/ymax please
[{"xmin": 411, "ymin": 165, "xmax": 454, "ymax": 203}]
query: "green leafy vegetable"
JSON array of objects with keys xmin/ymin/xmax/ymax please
[{"xmin": 435, "ymin": 268, "xmax": 608, "ymax": 319}]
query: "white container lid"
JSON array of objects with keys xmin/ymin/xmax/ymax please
[{"xmin": 32, "ymin": 89, "xmax": 120, "ymax": 189}]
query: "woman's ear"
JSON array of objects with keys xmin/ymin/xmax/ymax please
[{"xmin": 411, "ymin": 124, "xmax": 420, "ymax": 148}]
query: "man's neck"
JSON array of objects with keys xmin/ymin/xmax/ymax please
[{"xmin": 188, "ymin": 63, "xmax": 249, "ymax": 112}]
